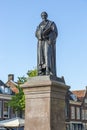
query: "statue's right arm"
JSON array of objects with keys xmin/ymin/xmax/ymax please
[
  {"xmin": 35, "ymin": 26, "xmax": 42, "ymax": 40},
  {"xmin": 35, "ymin": 26, "xmax": 39, "ymax": 37}
]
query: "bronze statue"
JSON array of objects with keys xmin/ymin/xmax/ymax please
[{"xmin": 35, "ymin": 12, "xmax": 58, "ymax": 76}]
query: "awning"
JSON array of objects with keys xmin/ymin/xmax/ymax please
[{"xmin": 0, "ymin": 117, "xmax": 24, "ymax": 127}]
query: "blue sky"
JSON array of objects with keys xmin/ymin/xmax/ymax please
[{"xmin": 0, "ymin": 0, "xmax": 87, "ymax": 90}]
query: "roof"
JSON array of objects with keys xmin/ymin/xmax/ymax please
[
  {"xmin": 72, "ymin": 90, "xmax": 86, "ymax": 101},
  {"xmin": 0, "ymin": 80, "xmax": 5, "ymax": 86},
  {"xmin": 6, "ymin": 80, "xmax": 19, "ymax": 94},
  {"xmin": 0, "ymin": 80, "xmax": 13, "ymax": 95}
]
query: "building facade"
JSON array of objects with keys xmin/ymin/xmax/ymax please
[
  {"xmin": 65, "ymin": 88, "xmax": 87, "ymax": 130},
  {"xmin": 0, "ymin": 74, "xmax": 19, "ymax": 121},
  {"xmin": 0, "ymin": 79, "xmax": 15, "ymax": 121}
]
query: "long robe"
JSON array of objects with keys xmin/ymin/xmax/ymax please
[{"xmin": 35, "ymin": 19, "xmax": 58, "ymax": 76}]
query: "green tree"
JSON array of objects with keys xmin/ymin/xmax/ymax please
[
  {"xmin": 17, "ymin": 76, "xmax": 27, "ymax": 85},
  {"xmin": 8, "ymin": 85, "xmax": 25, "ymax": 111},
  {"xmin": 8, "ymin": 69, "xmax": 37, "ymax": 113},
  {"xmin": 27, "ymin": 68, "xmax": 37, "ymax": 77}
]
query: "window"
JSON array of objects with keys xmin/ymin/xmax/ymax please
[
  {"xmin": 70, "ymin": 94, "xmax": 77, "ymax": 101},
  {"xmin": 0, "ymin": 101, "xmax": 2, "ymax": 118},
  {"xmin": 65, "ymin": 103, "xmax": 68, "ymax": 118},
  {"xmin": 85, "ymin": 110, "xmax": 87, "ymax": 120},
  {"xmin": 84, "ymin": 99, "xmax": 87, "ymax": 103},
  {"xmin": 82, "ymin": 109, "xmax": 85, "ymax": 120},
  {"xmin": 0, "ymin": 86, "xmax": 5, "ymax": 93},
  {"xmin": 71, "ymin": 106, "xmax": 75, "ymax": 119},
  {"xmin": 4, "ymin": 87, "xmax": 11, "ymax": 94},
  {"xmin": 78, "ymin": 124, "xmax": 82, "ymax": 130},
  {"xmin": 5, "ymin": 87, "xmax": 8, "ymax": 94},
  {"xmin": 3, "ymin": 101, "xmax": 10, "ymax": 118},
  {"xmin": 76, "ymin": 107, "xmax": 80, "ymax": 119},
  {"xmin": 0, "ymin": 85, "xmax": 12, "ymax": 94},
  {"xmin": 82, "ymin": 109, "xmax": 87, "ymax": 120}
]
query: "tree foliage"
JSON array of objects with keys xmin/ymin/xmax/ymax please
[
  {"xmin": 27, "ymin": 69, "xmax": 37, "ymax": 77},
  {"xmin": 8, "ymin": 85, "xmax": 25, "ymax": 111},
  {"xmin": 8, "ymin": 69, "xmax": 37, "ymax": 112},
  {"xmin": 17, "ymin": 76, "xmax": 27, "ymax": 85}
]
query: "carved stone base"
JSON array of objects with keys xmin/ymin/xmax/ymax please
[{"xmin": 21, "ymin": 75, "xmax": 69, "ymax": 130}]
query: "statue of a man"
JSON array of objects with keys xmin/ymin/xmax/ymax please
[{"xmin": 35, "ymin": 12, "xmax": 58, "ymax": 76}]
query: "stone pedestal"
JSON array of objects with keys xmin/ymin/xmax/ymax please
[{"xmin": 21, "ymin": 75, "xmax": 69, "ymax": 130}]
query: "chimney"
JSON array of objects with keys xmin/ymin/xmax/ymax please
[{"xmin": 8, "ymin": 74, "xmax": 14, "ymax": 81}]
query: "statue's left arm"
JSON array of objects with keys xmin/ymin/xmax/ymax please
[
  {"xmin": 48, "ymin": 22, "xmax": 58, "ymax": 42},
  {"xmin": 51, "ymin": 22, "xmax": 58, "ymax": 38}
]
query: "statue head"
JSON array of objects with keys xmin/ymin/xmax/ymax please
[{"xmin": 41, "ymin": 12, "xmax": 48, "ymax": 21}]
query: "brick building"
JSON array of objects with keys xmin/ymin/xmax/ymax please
[
  {"xmin": 65, "ymin": 87, "xmax": 87, "ymax": 130},
  {"xmin": 0, "ymin": 74, "xmax": 18, "ymax": 121}
]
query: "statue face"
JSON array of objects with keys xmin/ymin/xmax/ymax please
[
  {"xmin": 41, "ymin": 15, "xmax": 47, "ymax": 21},
  {"xmin": 41, "ymin": 12, "xmax": 48, "ymax": 21}
]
